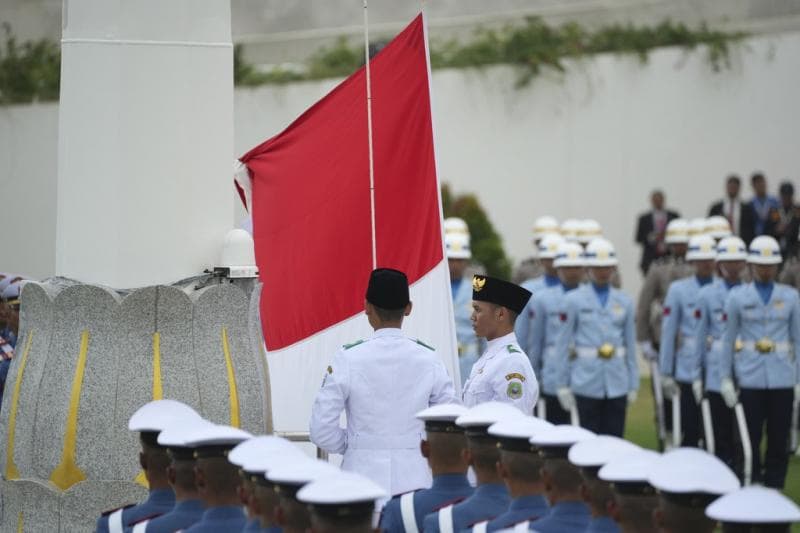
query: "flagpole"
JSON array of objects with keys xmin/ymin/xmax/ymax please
[{"xmin": 363, "ymin": 0, "xmax": 377, "ymax": 269}]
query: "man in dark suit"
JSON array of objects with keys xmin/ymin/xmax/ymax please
[
  {"xmin": 636, "ymin": 190, "xmax": 680, "ymax": 275},
  {"xmin": 767, "ymin": 181, "xmax": 800, "ymax": 258},
  {"xmin": 708, "ymin": 174, "xmax": 756, "ymax": 245}
]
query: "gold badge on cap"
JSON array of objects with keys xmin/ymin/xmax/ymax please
[{"xmin": 473, "ymin": 276, "xmax": 486, "ymax": 292}]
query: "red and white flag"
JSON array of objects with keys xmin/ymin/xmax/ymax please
[{"xmin": 238, "ymin": 14, "xmax": 460, "ymax": 432}]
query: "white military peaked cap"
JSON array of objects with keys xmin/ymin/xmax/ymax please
[
  {"xmin": 128, "ymin": 399, "xmax": 202, "ymax": 432},
  {"xmin": 297, "ymin": 471, "xmax": 387, "ymax": 515},
  {"xmin": 748, "ymin": 235, "xmax": 782, "ymax": 265},
  {"xmin": 648, "ymin": 448, "xmax": 739, "ymax": 506},
  {"xmin": 228, "ymin": 435, "xmax": 301, "ymax": 468},
  {"xmin": 445, "ymin": 232, "xmax": 472, "ymax": 260},
  {"xmin": 530, "ymin": 424, "xmax": 596, "ymax": 458},
  {"xmin": 716, "ymin": 236, "xmax": 748, "ymax": 262},
  {"xmin": 489, "ymin": 416, "xmax": 554, "ymax": 453},
  {"xmin": 532, "ymin": 216, "xmax": 560, "ymax": 241},
  {"xmin": 182, "ymin": 424, "xmax": 252, "ymax": 448},
  {"xmin": 568, "ymin": 435, "xmax": 641, "ymax": 469},
  {"xmin": 157, "ymin": 417, "xmax": 214, "ymax": 448},
  {"xmin": 665, "ymin": 218, "xmax": 690, "ymax": 244},
  {"xmin": 705, "ymin": 486, "xmax": 800, "ymax": 525},
  {"xmin": 686, "ymin": 235, "xmax": 717, "ymax": 261},
  {"xmin": 553, "ymin": 241, "xmax": 585, "ymax": 268},
  {"xmin": 456, "ymin": 401, "xmax": 525, "ymax": 429},
  {"xmin": 266, "ymin": 457, "xmax": 340, "ymax": 486},
  {"xmin": 538, "ymin": 234, "xmax": 566, "ymax": 260},
  {"xmin": 416, "ymin": 403, "xmax": 469, "ymax": 422}
]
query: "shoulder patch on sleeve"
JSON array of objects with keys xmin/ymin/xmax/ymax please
[
  {"xmin": 506, "ymin": 381, "xmax": 523, "ymax": 399},
  {"xmin": 415, "ymin": 339, "xmax": 435, "ymax": 351},
  {"xmin": 506, "ymin": 372, "xmax": 526, "ymax": 382},
  {"xmin": 506, "ymin": 344, "xmax": 521, "ymax": 354},
  {"xmin": 342, "ymin": 339, "xmax": 365, "ymax": 350}
]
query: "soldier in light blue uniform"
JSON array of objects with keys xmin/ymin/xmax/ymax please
[
  {"xmin": 445, "ymin": 220, "xmax": 485, "ymax": 383},
  {"xmin": 719, "ymin": 235, "xmax": 800, "ymax": 489},
  {"xmin": 529, "ymin": 241, "xmax": 584, "ymax": 424},
  {"xmin": 658, "ymin": 234, "xmax": 718, "ymax": 447},
  {"xmin": 96, "ymin": 400, "xmax": 200, "ymax": 533},
  {"xmin": 379, "ymin": 404, "xmax": 474, "ymax": 533},
  {"xmin": 516, "ymin": 234, "xmax": 566, "ymax": 356},
  {"xmin": 182, "ymin": 424, "xmax": 253, "ymax": 532},
  {"xmin": 423, "ymin": 403, "xmax": 520, "ymax": 533},
  {"xmin": 554, "ymin": 238, "xmax": 638, "ymax": 437},
  {"xmin": 693, "ymin": 236, "xmax": 748, "ymax": 469}
]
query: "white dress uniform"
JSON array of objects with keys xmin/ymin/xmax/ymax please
[
  {"xmin": 461, "ymin": 331, "xmax": 538, "ymax": 414},
  {"xmin": 309, "ymin": 328, "xmax": 457, "ymax": 498}
]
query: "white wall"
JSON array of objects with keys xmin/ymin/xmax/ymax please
[{"xmin": 2, "ymin": 32, "xmax": 799, "ymax": 294}]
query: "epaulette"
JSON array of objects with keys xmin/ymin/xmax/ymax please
[
  {"xmin": 129, "ymin": 512, "xmax": 163, "ymax": 526},
  {"xmin": 342, "ymin": 339, "xmax": 365, "ymax": 350},
  {"xmin": 431, "ymin": 496, "xmax": 468, "ymax": 512},
  {"xmin": 101, "ymin": 503, "xmax": 135, "ymax": 517},
  {"xmin": 415, "ymin": 339, "xmax": 435, "ymax": 351},
  {"xmin": 506, "ymin": 344, "xmax": 521, "ymax": 354}
]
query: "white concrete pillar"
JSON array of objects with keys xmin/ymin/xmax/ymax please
[{"xmin": 56, "ymin": 0, "xmax": 234, "ymax": 287}]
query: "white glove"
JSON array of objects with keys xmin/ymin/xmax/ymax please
[
  {"xmin": 557, "ymin": 387, "xmax": 575, "ymax": 411},
  {"xmin": 627, "ymin": 390, "xmax": 638, "ymax": 406},
  {"xmin": 692, "ymin": 379, "xmax": 703, "ymax": 404},
  {"xmin": 661, "ymin": 377, "xmax": 679, "ymax": 400},
  {"xmin": 720, "ymin": 378, "xmax": 738, "ymax": 408},
  {"xmin": 639, "ymin": 341, "xmax": 657, "ymax": 361}
]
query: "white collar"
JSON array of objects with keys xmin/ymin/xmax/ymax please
[{"xmin": 486, "ymin": 331, "xmax": 518, "ymax": 353}]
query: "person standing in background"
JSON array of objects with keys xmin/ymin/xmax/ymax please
[
  {"xmin": 749, "ymin": 172, "xmax": 780, "ymax": 238},
  {"xmin": 708, "ymin": 175, "xmax": 756, "ymax": 244},
  {"xmin": 635, "ymin": 190, "xmax": 680, "ymax": 275},
  {"xmin": 767, "ymin": 181, "xmax": 800, "ymax": 258},
  {"xmin": 445, "ymin": 220, "xmax": 483, "ymax": 384},
  {"xmin": 513, "ymin": 216, "xmax": 561, "ymax": 284}
]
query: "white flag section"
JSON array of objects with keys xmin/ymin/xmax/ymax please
[{"xmin": 265, "ymin": 260, "xmax": 460, "ymax": 434}]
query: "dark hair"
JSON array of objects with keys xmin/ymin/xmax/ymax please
[
  {"xmin": 726, "ymin": 175, "xmax": 741, "ymax": 186},
  {"xmin": 779, "ymin": 181, "xmax": 794, "ymax": 196},
  {"xmin": 751, "ymin": 172, "xmax": 765, "ymax": 184},
  {"xmin": 373, "ymin": 305, "xmax": 405, "ymax": 322}
]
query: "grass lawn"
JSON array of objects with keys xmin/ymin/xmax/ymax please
[{"xmin": 625, "ymin": 378, "xmax": 800, "ymax": 530}]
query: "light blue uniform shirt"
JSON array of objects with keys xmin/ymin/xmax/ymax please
[
  {"xmin": 123, "ymin": 499, "xmax": 205, "ymax": 533},
  {"xmin": 554, "ymin": 284, "xmax": 638, "ymax": 399},
  {"xmin": 658, "ymin": 276, "xmax": 713, "ymax": 383},
  {"xmin": 379, "ymin": 473, "xmax": 474, "ymax": 533},
  {"xmin": 529, "ymin": 284, "xmax": 579, "ymax": 395},
  {"xmin": 182, "ymin": 506, "xmax": 247, "ymax": 532},
  {"xmin": 720, "ymin": 281, "xmax": 800, "ymax": 389},
  {"xmin": 480, "ymin": 494, "xmax": 549, "ymax": 532},
  {"xmin": 515, "ymin": 275, "xmax": 560, "ymax": 355},
  {"xmin": 694, "ymin": 280, "xmax": 742, "ymax": 392},
  {"xmin": 585, "ymin": 515, "xmax": 620, "ymax": 533},
  {"xmin": 422, "ymin": 483, "xmax": 509, "ymax": 533},
  {"xmin": 96, "ymin": 489, "xmax": 175, "ymax": 533},
  {"xmin": 528, "ymin": 500, "xmax": 591, "ymax": 533},
  {"xmin": 454, "ymin": 275, "xmax": 483, "ymax": 382}
]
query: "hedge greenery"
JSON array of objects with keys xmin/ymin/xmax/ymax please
[
  {"xmin": 2, "ymin": 18, "xmax": 746, "ymax": 104},
  {"xmin": 442, "ymin": 184, "xmax": 511, "ymax": 279}
]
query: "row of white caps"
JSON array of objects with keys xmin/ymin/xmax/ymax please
[
  {"xmin": 416, "ymin": 401, "xmax": 800, "ymax": 527},
  {"xmin": 128, "ymin": 399, "xmax": 387, "ymax": 509}
]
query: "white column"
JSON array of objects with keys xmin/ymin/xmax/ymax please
[{"xmin": 56, "ymin": 0, "xmax": 234, "ymax": 287}]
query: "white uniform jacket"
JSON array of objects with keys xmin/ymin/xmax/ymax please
[
  {"xmin": 461, "ymin": 332, "xmax": 539, "ymax": 414},
  {"xmin": 309, "ymin": 328, "xmax": 457, "ymax": 497}
]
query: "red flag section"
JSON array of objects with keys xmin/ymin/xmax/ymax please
[{"xmin": 240, "ymin": 15, "xmax": 442, "ymax": 350}]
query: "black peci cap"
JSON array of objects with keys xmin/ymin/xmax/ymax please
[
  {"xmin": 366, "ymin": 268, "xmax": 410, "ymax": 310},
  {"xmin": 472, "ymin": 275, "xmax": 532, "ymax": 315}
]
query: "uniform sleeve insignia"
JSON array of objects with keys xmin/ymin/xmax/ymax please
[
  {"xmin": 506, "ymin": 344, "xmax": 521, "ymax": 354},
  {"xmin": 342, "ymin": 339, "xmax": 365, "ymax": 350},
  {"xmin": 415, "ymin": 339, "xmax": 435, "ymax": 351},
  {"xmin": 507, "ymin": 381, "xmax": 523, "ymax": 399},
  {"xmin": 505, "ymin": 372, "xmax": 526, "ymax": 382},
  {"xmin": 663, "ymin": 307, "xmax": 671, "ymax": 316},
  {"xmin": 559, "ymin": 312, "xmax": 567, "ymax": 322},
  {"xmin": 694, "ymin": 309, "xmax": 702, "ymax": 319}
]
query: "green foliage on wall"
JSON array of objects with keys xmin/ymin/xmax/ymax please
[
  {"xmin": 442, "ymin": 184, "xmax": 512, "ymax": 280},
  {"xmin": 0, "ymin": 18, "xmax": 747, "ymax": 104},
  {"xmin": 0, "ymin": 24, "xmax": 60, "ymax": 105}
]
